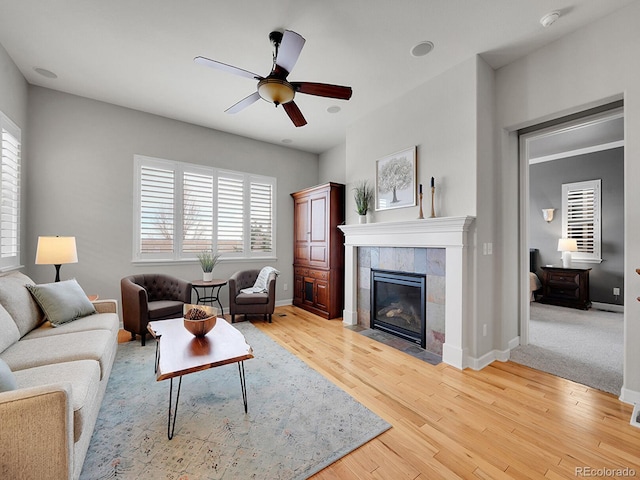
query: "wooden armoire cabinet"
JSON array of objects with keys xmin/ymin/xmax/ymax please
[{"xmin": 291, "ymin": 182, "xmax": 345, "ymax": 319}]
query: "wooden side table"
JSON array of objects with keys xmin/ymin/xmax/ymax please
[
  {"xmin": 539, "ymin": 267, "xmax": 591, "ymax": 310},
  {"xmin": 191, "ymin": 279, "xmax": 227, "ymax": 316}
]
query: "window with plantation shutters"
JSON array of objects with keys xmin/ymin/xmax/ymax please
[
  {"xmin": 138, "ymin": 163, "xmax": 175, "ymax": 255},
  {"xmin": 0, "ymin": 112, "xmax": 21, "ymax": 271},
  {"xmin": 250, "ymin": 179, "xmax": 273, "ymax": 253},
  {"xmin": 183, "ymin": 169, "xmax": 213, "ymax": 253},
  {"xmin": 217, "ymin": 173, "xmax": 244, "ymax": 254},
  {"xmin": 133, "ymin": 155, "xmax": 276, "ymax": 262},
  {"xmin": 562, "ymin": 179, "xmax": 601, "ymax": 263}
]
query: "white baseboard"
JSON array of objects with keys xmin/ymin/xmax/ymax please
[
  {"xmin": 508, "ymin": 336, "xmax": 520, "ymax": 350},
  {"xmin": 275, "ymin": 298, "xmax": 293, "ymax": 307},
  {"xmin": 591, "ymin": 302, "xmax": 624, "ymax": 313},
  {"xmin": 620, "ymin": 386, "xmax": 640, "ymax": 405}
]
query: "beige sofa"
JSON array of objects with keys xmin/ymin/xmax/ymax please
[{"xmin": 0, "ymin": 271, "xmax": 119, "ymax": 480}]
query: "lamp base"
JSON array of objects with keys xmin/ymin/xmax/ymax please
[
  {"xmin": 561, "ymin": 251, "xmax": 572, "ymax": 269},
  {"xmin": 54, "ymin": 264, "xmax": 61, "ymax": 282}
]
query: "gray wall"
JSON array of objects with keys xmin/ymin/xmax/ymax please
[
  {"xmin": 529, "ymin": 147, "xmax": 624, "ymax": 305},
  {"xmin": 24, "ymin": 86, "xmax": 319, "ymax": 307}
]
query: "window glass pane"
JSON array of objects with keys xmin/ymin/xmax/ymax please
[
  {"xmin": 140, "ymin": 166, "xmax": 174, "ymax": 253},
  {"xmin": 183, "ymin": 171, "xmax": 213, "ymax": 253},
  {"xmin": 217, "ymin": 175, "xmax": 244, "ymax": 253},
  {"xmin": 250, "ymin": 181, "xmax": 273, "ymax": 252}
]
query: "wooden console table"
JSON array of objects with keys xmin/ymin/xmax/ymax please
[{"xmin": 539, "ymin": 267, "xmax": 591, "ymax": 310}]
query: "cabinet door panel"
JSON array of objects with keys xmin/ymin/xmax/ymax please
[
  {"xmin": 294, "ymin": 198, "xmax": 310, "ymax": 263},
  {"xmin": 310, "ymin": 196, "xmax": 327, "ymax": 242},
  {"xmin": 315, "ymin": 280, "xmax": 329, "ymax": 310}
]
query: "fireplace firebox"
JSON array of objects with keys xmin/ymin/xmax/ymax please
[{"xmin": 371, "ymin": 269, "xmax": 426, "ymax": 348}]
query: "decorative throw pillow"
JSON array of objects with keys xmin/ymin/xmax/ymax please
[
  {"xmin": 26, "ymin": 279, "xmax": 96, "ymax": 327},
  {"xmin": 241, "ymin": 266, "xmax": 280, "ymax": 294},
  {"xmin": 0, "ymin": 358, "xmax": 17, "ymax": 393}
]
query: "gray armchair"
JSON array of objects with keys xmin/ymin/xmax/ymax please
[
  {"xmin": 121, "ymin": 274, "xmax": 192, "ymax": 345},
  {"xmin": 228, "ymin": 269, "xmax": 277, "ymax": 323}
]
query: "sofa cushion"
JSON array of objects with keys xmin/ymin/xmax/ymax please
[
  {"xmin": 13, "ymin": 360, "xmax": 100, "ymax": 442},
  {"xmin": 0, "ymin": 272, "xmax": 44, "ymax": 338},
  {"xmin": 0, "ymin": 330, "xmax": 116, "ymax": 380},
  {"xmin": 27, "ymin": 279, "xmax": 96, "ymax": 327},
  {"xmin": 0, "ymin": 303, "xmax": 20, "ymax": 353},
  {"xmin": 22, "ymin": 312, "xmax": 119, "ymax": 340},
  {"xmin": 0, "ymin": 358, "xmax": 17, "ymax": 392}
]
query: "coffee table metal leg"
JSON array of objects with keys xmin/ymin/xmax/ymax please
[
  {"xmin": 238, "ymin": 361, "xmax": 248, "ymax": 413},
  {"xmin": 167, "ymin": 376, "xmax": 183, "ymax": 440}
]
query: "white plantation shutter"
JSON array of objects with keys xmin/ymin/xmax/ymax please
[
  {"xmin": 0, "ymin": 113, "xmax": 21, "ymax": 270},
  {"xmin": 250, "ymin": 179, "xmax": 274, "ymax": 253},
  {"xmin": 139, "ymin": 164, "xmax": 175, "ymax": 254},
  {"xmin": 217, "ymin": 173, "xmax": 245, "ymax": 254},
  {"xmin": 183, "ymin": 170, "xmax": 214, "ymax": 253},
  {"xmin": 133, "ymin": 156, "xmax": 275, "ymax": 262},
  {"xmin": 562, "ymin": 179, "xmax": 601, "ymax": 263}
]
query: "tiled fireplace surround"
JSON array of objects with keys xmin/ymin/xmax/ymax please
[
  {"xmin": 339, "ymin": 216, "xmax": 475, "ymax": 369},
  {"xmin": 357, "ymin": 246, "xmax": 446, "ymax": 356}
]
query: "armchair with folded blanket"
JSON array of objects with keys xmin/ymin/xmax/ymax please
[{"xmin": 228, "ymin": 267, "xmax": 278, "ymax": 323}]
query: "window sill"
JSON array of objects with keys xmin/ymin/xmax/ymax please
[{"xmin": 131, "ymin": 257, "xmax": 278, "ymax": 267}]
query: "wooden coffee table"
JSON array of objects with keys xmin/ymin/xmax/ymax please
[{"xmin": 147, "ymin": 317, "xmax": 254, "ymax": 439}]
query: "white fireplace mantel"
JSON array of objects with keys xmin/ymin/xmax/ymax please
[{"xmin": 339, "ymin": 216, "xmax": 476, "ymax": 369}]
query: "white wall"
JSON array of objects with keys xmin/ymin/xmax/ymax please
[
  {"xmin": 318, "ymin": 141, "xmax": 346, "ymax": 185},
  {"xmin": 0, "ymin": 42, "xmax": 28, "ymax": 128},
  {"xmin": 0, "ymin": 42, "xmax": 29, "ymax": 274},
  {"xmin": 346, "ymin": 57, "xmax": 478, "ymax": 225},
  {"xmin": 24, "ymin": 86, "xmax": 319, "ymax": 309},
  {"xmin": 495, "ymin": 1, "xmax": 640, "ymax": 402}
]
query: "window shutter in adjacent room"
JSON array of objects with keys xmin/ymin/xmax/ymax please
[{"xmin": 562, "ymin": 179, "xmax": 601, "ymax": 263}]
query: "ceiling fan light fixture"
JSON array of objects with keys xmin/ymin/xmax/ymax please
[{"xmin": 258, "ymin": 78, "xmax": 295, "ymax": 105}]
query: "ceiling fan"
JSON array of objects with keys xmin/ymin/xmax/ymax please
[{"xmin": 194, "ymin": 30, "xmax": 352, "ymax": 127}]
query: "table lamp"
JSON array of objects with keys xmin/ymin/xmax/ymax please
[
  {"xmin": 557, "ymin": 238, "xmax": 577, "ymax": 268},
  {"xmin": 35, "ymin": 236, "xmax": 78, "ymax": 282}
]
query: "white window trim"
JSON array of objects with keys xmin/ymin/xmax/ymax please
[
  {"xmin": 562, "ymin": 179, "xmax": 602, "ymax": 264},
  {"xmin": 133, "ymin": 155, "xmax": 277, "ymax": 264},
  {"xmin": 0, "ymin": 111, "xmax": 21, "ymax": 272}
]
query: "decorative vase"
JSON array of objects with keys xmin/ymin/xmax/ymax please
[
  {"xmin": 358, "ymin": 214, "xmax": 367, "ymax": 224},
  {"xmin": 202, "ymin": 271, "xmax": 214, "ymax": 282}
]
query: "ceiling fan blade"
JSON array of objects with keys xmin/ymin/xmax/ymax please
[
  {"xmin": 292, "ymin": 82, "xmax": 353, "ymax": 100},
  {"xmin": 275, "ymin": 30, "xmax": 306, "ymax": 75},
  {"xmin": 283, "ymin": 101, "xmax": 307, "ymax": 127},
  {"xmin": 194, "ymin": 56, "xmax": 262, "ymax": 80},
  {"xmin": 225, "ymin": 91, "xmax": 261, "ymax": 114}
]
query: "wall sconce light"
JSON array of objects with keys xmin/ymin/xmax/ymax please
[{"xmin": 542, "ymin": 208, "xmax": 555, "ymax": 223}]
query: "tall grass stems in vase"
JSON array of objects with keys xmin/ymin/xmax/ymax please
[
  {"xmin": 197, "ymin": 250, "xmax": 221, "ymax": 281},
  {"xmin": 353, "ymin": 180, "xmax": 374, "ymax": 223}
]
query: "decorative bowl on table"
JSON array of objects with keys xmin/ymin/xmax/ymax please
[{"xmin": 183, "ymin": 304, "xmax": 217, "ymax": 337}]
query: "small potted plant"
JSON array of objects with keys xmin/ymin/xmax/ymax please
[
  {"xmin": 196, "ymin": 250, "xmax": 220, "ymax": 281},
  {"xmin": 353, "ymin": 180, "xmax": 374, "ymax": 224}
]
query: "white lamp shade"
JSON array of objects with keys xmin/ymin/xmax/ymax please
[
  {"xmin": 35, "ymin": 236, "xmax": 78, "ymax": 265},
  {"xmin": 557, "ymin": 238, "xmax": 578, "ymax": 252}
]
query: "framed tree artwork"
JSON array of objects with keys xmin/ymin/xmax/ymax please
[{"xmin": 375, "ymin": 146, "xmax": 417, "ymax": 211}]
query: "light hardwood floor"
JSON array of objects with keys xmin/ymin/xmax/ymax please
[{"xmin": 248, "ymin": 305, "xmax": 640, "ymax": 479}]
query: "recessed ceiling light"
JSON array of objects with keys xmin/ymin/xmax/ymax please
[
  {"xmin": 540, "ymin": 11, "xmax": 560, "ymax": 28},
  {"xmin": 282, "ymin": 138, "xmax": 293, "ymax": 144},
  {"xmin": 33, "ymin": 67, "xmax": 58, "ymax": 79},
  {"xmin": 327, "ymin": 106, "xmax": 341, "ymax": 114},
  {"xmin": 410, "ymin": 41, "xmax": 434, "ymax": 57}
]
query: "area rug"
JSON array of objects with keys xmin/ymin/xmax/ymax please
[
  {"xmin": 80, "ymin": 322, "xmax": 390, "ymax": 480},
  {"xmin": 510, "ymin": 303, "xmax": 623, "ymax": 395}
]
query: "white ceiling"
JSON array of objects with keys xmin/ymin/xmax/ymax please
[{"xmin": 0, "ymin": 0, "xmax": 635, "ymax": 154}]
